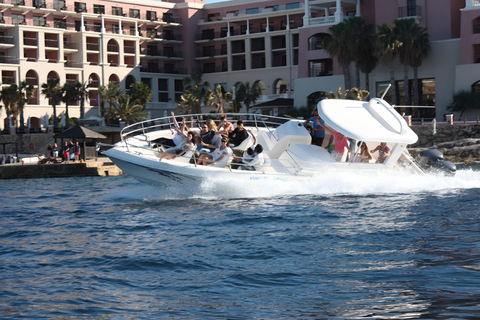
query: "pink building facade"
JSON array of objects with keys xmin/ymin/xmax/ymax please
[{"xmin": 0, "ymin": 0, "xmax": 479, "ymax": 128}]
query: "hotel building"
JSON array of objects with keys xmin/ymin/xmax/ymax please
[{"xmin": 0, "ymin": 0, "xmax": 478, "ymax": 129}]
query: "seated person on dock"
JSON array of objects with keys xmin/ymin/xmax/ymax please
[
  {"xmin": 371, "ymin": 142, "xmax": 390, "ymax": 163},
  {"xmin": 228, "ymin": 120, "xmax": 249, "ymax": 147},
  {"xmin": 160, "ymin": 131, "xmax": 196, "ymax": 161},
  {"xmin": 197, "ymin": 137, "xmax": 232, "ymax": 166}
]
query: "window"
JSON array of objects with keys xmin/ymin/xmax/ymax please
[
  {"xmin": 34, "ymin": 0, "xmax": 46, "ymax": 8},
  {"xmin": 141, "ymin": 78, "xmax": 152, "ymax": 88},
  {"xmin": 112, "ymin": 7, "xmax": 123, "ymax": 16},
  {"xmin": 201, "ymin": 29, "xmax": 215, "ymax": 40},
  {"xmin": 174, "ymin": 79, "xmax": 183, "ymax": 91},
  {"xmin": 203, "ymin": 62, "xmax": 216, "ymax": 73},
  {"xmin": 163, "ymin": 30, "xmax": 174, "ymax": 40},
  {"xmin": 246, "ymin": 8, "xmax": 259, "ymax": 14},
  {"xmin": 94, "ymin": 4, "xmax": 104, "ymax": 14},
  {"xmin": 130, "ymin": 9, "xmax": 140, "ymax": 18},
  {"xmin": 207, "ymin": 13, "xmax": 221, "ymax": 21},
  {"xmin": 12, "ymin": 14, "xmax": 25, "ymax": 25},
  {"xmin": 158, "ymin": 79, "xmax": 168, "ymax": 91},
  {"xmin": 74, "ymin": 2, "xmax": 86, "ymax": 13},
  {"xmin": 54, "ymin": 18, "xmax": 66, "ymax": 29},
  {"xmin": 112, "ymin": 24, "xmax": 120, "ymax": 34},
  {"xmin": 147, "ymin": 11, "xmax": 157, "ymax": 21},
  {"xmin": 164, "ymin": 46, "xmax": 174, "ymax": 57},
  {"xmin": 265, "ymin": 5, "xmax": 279, "ymax": 11},
  {"xmin": 163, "ymin": 12, "xmax": 173, "ymax": 23},
  {"xmin": 33, "ymin": 16, "xmax": 46, "ymax": 27},
  {"xmin": 0, "ymin": 13, "xmax": 4, "ymax": 23},
  {"xmin": 286, "ymin": 2, "xmax": 300, "ymax": 9},
  {"xmin": 53, "ymin": 0, "xmax": 65, "ymax": 10},
  {"xmin": 94, "ymin": 22, "xmax": 101, "ymax": 32}
]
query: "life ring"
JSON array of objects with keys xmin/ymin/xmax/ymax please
[{"xmin": 28, "ymin": 143, "xmax": 34, "ymax": 149}]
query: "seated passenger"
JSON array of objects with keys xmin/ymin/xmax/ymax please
[
  {"xmin": 197, "ymin": 137, "xmax": 232, "ymax": 166},
  {"xmin": 371, "ymin": 142, "xmax": 390, "ymax": 163},
  {"xmin": 231, "ymin": 129, "xmax": 257, "ymax": 169},
  {"xmin": 216, "ymin": 115, "xmax": 234, "ymax": 136},
  {"xmin": 242, "ymin": 144, "xmax": 265, "ymax": 171},
  {"xmin": 322, "ymin": 124, "xmax": 351, "ymax": 161},
  {"xmin": 160, "ymin": 131, "xmax": 196, "ymax": 161},
  {"xmin": 153, "ymin": 111, "xmax": 187, "ymax": 148},
  {"xmin": 228, "ymin": 120, "xmax": 249, "ymax": 147},
  {"xmin": 197, "ymin": 119, "xmax": 218, "ymax": 151},
  {"xmin": 356, "ymin": 142, "xmax": 373, "ymax": 163}
]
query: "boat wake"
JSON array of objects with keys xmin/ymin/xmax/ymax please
[{"xmin": 111, "ymin": 168, "xmax": 480, "ymax": 200}]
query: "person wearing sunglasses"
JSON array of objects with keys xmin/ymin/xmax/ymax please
[
  {"xmin": 228, "ymin": 120, "xmax": 249, "ymax": 147},
  {"xmin": 198, "ymin": 120, "xmax": 218, "ymax": 151},
  {"xmin": 197, "ymin": 137, "xmax": 232, "ymax": 166}
]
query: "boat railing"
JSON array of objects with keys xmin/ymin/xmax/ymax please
[{"xmin": 120, "ymin": 113, "xmax": 294, "ymax": 152}]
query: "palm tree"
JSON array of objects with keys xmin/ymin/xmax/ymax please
[
  {"xmin": 98, "ymin": 82, "xmax": 122, "ymax": 122},
  {"xmin": 238, "ymin": 82, "xmax": 259, "ymax": 113},
  {"xmin": 0, "ymin": 84, "xmax": 18, "ymax": 130},
  {"xmin": 112, "ymin": 93, "xmax": 146, "ymax": 125},
  {"xmin": 184, "ymin": 72, "xmax": 209, "ymax": 90},
  {"xmin": 127, "ymin": 82, "xmax": 153, "ymax": 106},
  {"xmin": 447, "ymin": 90, "xmax": 480, "ymax": 118},
  {"xmin": 41, "ymin": 78, "xmax": 63, "ymax": 129},
  {"xmin": 15, "ymin": 81, "xmax": 34, "ymax": 130},
  {"xmin": 207, "ymin": 84, "xmax": 232, "ymax": 114},
  {"xmin": 409, "ymin": 24, "xmax": 430, "ymax": 106},
  {"xmin": 395, "ymin": 18, "xmax": 416, "ymax": 106},
  {"xmin": 355, "ymin": 20, "xmax": 378, "ymax": 93},
  {"xmin": 78, "ymin": 82, "xmax": 90, "ymax": 119},
  {"xmin": 324, "ymin": 21, "xmax": 355, "ymax": 90},
  {"xmin": 376, "ymin": 23, "xmax": 402, "ymax": 105},
  {"xmin": 62, "ymin": 81, "xmax": 81, "ymax": 128}
]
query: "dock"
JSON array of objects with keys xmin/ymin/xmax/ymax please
[{"xmin": 0, "ymin": 157, "xmax": 123, "ymax": 179}]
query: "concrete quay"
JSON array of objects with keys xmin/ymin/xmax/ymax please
[{"xmin": 0, "ymin": 157, "xmax": 123, "ymax": 180}]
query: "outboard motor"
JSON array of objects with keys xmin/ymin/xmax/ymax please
[{"xmin": 417, "ymin": 149, "xmax": 456, "ymax": 176}]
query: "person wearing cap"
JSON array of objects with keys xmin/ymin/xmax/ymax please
[{"xmin": 304, "ymin": 110, "xmax": 325, "ymax": 147}]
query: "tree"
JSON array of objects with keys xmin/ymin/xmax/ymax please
[
  {"xmin": 98, "ymin": 82, "xmax": 122, "ymax": 122},
  {"xmin": 324, "ymin": 21, "xmax": 355, "ymax": 90},
  {"xmin": 62, "ymin": 81, "xmax": 82, "ymax": 128},
  {"xmin": 395, "ymin": 18, "xmax": 416, "ymax": 106},
  {"xmin": 376, "ymin": 23, "xmax": 402, "ymax": 105},
  {"xmin": 78, "ymin": 82, "xmax": 90, "ymax": 119},
  {"xmin": 112, "ymin": 93, "xmax": 146, "ymax": 125},
  {"xmin": 237, "ymin": 82, "xmax": 259, "ymax": 113},
  {"xmin": 326, "ymin": 87, "xmax": 369, "ymax": 101},
  {"xmin": 184, "ymin": 72, "xmax": 209, "ymax": 90},
  {"xmin": 207, "ymin": 84, "xmax": 232, "ymax": 114},
  {"xmin": 179, "ymin": 85, "xmax": 203, "ymax": 114},
  {"xmin": 15, "ymin": 81, "xmax": 34, "ymax": 130},
  {"xmin": 447, "ymin": 90, "xmax": 480, "ymax": 117},
  {"xmin": 127, "ymin": 82, "xmax": 153, "ymax": 106},
  {"xmin": 355, "ymin": 20, "xmax": 378, "ymax": 93},
  {"xmin": 0, "ymin": 84, "xmax": 18, "ymax": 130},
  {"xmin": 408, "ymin": 23, "xmax": 430, "ymax": 106},
  {"xmin": 181, "ymin": 73, "xmax": 210, "ymax": 114},
  {"xmin": 41, "ymin": 78, "xmax": 63, "ymax": 129}
]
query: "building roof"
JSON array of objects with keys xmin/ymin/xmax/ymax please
[{"xmin": 54, "ymin": 126, "xmax": 107, "ymax": 139}]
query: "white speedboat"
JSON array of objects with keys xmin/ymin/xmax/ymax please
[{"xmin": 99, "ymin": 97, "xmax": 455, "ymax": 187}]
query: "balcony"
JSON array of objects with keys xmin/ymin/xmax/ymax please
[
  {"xmin": 0, "ymin": 55, "xmax": 18, "ymax": 64},
  {"xmin": 65, "ymin": 60, "xmax": 83, "ymax": 68},
  {"xmin": 398, "ymin": 5, "xmax": 422, "ymax": 19}
]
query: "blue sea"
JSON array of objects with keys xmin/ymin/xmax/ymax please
[{"xmin": 1, "ymin": 168, "xmax": 480, "ymax": 319}]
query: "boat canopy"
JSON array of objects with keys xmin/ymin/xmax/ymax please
[{"xmin": 317, "ymin": 98, "xmax": 418, "ymax": 144}]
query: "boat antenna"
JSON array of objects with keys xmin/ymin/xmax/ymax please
[{"xmin": 381, "ymin": 84, "xmax": 392, "ymax": 100}]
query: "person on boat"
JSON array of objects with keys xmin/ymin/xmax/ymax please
[
  {"xmin": 232, "ymin": 129, "xmax": 257, "ymax": 169},
  {"xmin": 356, "ymin": 142, "xmax": 372, "ymax": 163},
  {"xmin": 242, "ymin": 144, "xmax": 265, "ymax": 171},
  {"xmin": 216, "ymin": 116, "xmax": 234, "ymax": 136},
  {"xmin": 198, "ymin": 119, "xmax": 218, "ymax": 151},
  {"xmin": 304, "ymin": 110, "xmax": 325, "ymax": 147},
  {"xmin": 160, "ymin": 131, "xmax": 197, "ymax": 161},
  {"xmin": 371, "ymin": 142, "xmax": 391, "ymax": 163},
  {"xmin": 197, "ymin": 136, "xmax": 232, "ymax": 166},
  {"xmin": 228, "ymin": 120, "xmax": 249, "ymax": 147},
  {"xmin": 154, "ymin": 111, "xmax": 188, "ymax": 148},
  {"xmin": 322, "ymin": 127, "xmax": 351, "ymax": 161}
]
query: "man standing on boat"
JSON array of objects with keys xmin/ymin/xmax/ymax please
[{"xmin": 304, "ymin": 110, "xmax": 325, "ymax": 147}]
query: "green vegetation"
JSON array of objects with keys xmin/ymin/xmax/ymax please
[{"xmin": 447, "ymin": 90, "xmax": 480, "ymax": 117}]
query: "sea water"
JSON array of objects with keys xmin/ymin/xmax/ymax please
[{"xmin": 1, "ymin": 169, "xmax": 480, "ymax": 319}]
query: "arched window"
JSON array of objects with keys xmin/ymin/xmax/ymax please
[
  {"xmin": 26, "ymin": 70, "xmax": 39, "ymax": 105},
  {"xmin": 88, "ymin": 73, "xmax": 100, "ymax": 106},
  {"xmin": 109, "ymin": 74, "xmax": 120, "ymax": 84},
  {"xmin": 126, "ymin": 75, "xmax": 136, "ymax": 89},
  {"xmin": 472, "ymin": 80, "xmax": 480, "ymax": 92},
  {"xmin": 253, "ymin": 80, "xmax": 266, "ymax": 96},
  {"xmin": 46, "ymin": 71, "xmax": 59, "ymax": 81},
  {"xmin": 273, "ymin": 79, "xmax": 287, "ymax": 94}
]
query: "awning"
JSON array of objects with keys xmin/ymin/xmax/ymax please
[{"xmin": 317, "ymin": 98, "xmax": 418, "ymax": 144}]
